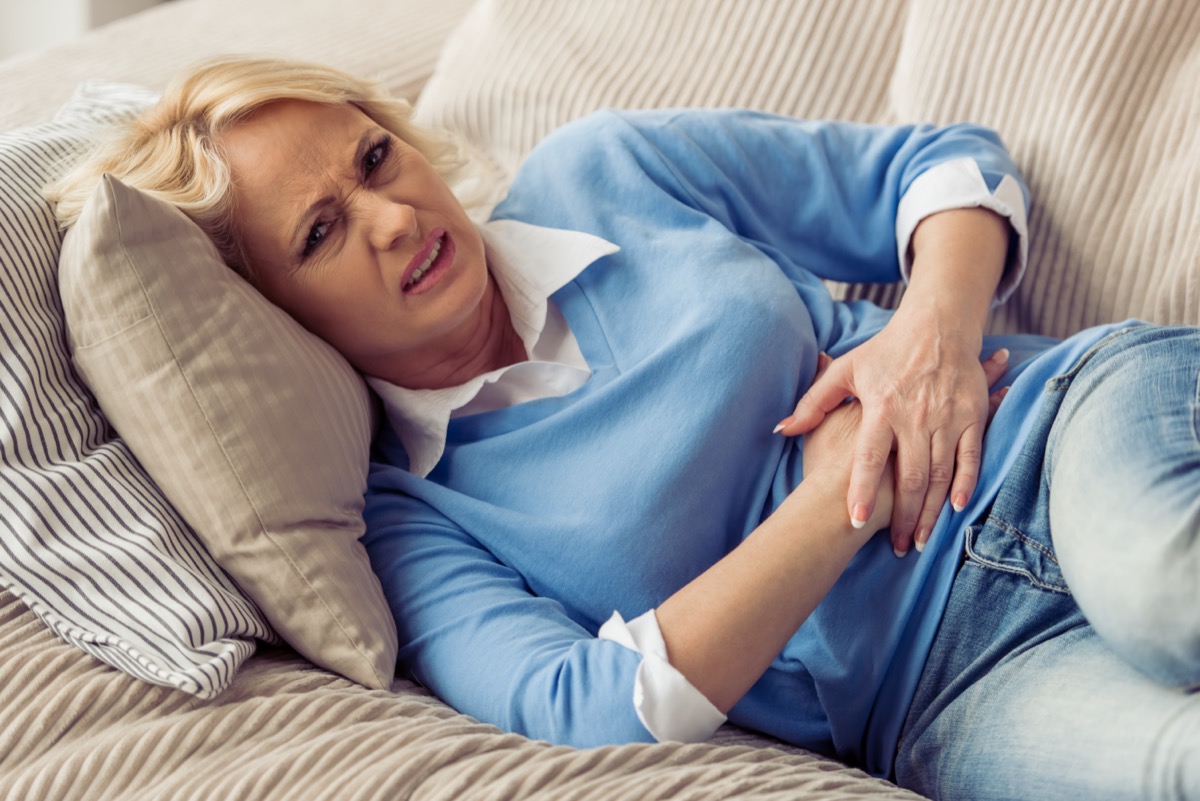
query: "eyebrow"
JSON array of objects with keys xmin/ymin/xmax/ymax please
[{"xmin": 288, "ymin": 128, "xmax": 382, "ymax": 256}]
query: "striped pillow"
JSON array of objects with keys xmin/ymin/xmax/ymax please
[{"xmin": 0, "ymin": 82, "xmax": 272, "ymax": 697}]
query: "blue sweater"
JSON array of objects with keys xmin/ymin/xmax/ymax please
[{"xmin": 362, "ymin": 109, "xmax": 1128, "ymax": 775}]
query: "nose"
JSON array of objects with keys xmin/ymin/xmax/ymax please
[{"xmin": 365, "ymin": 194, "xmax": 416, "ymax": 252}]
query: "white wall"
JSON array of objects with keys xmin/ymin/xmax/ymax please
[{"xmin": 0, "ymin": 0, "xmax": 161, "ymax": 60}]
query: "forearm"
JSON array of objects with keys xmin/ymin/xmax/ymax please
[
  {"xmin": 655, "ymin": 475, "xmax": 872, "ymax": 713},
  {"xmin": 899, "ymin": 206, "xmax": 1011, "ymax": 344}
]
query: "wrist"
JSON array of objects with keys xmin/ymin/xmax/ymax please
[
  {"xmin": 904, "ymin": 207, "xmax": 1009, "ymax": 333},
  {"xmin": 785, "ymin": 473, "xmax": 875, "ymax": 542},
  {"xmin": 893, "ymin": 292, "xmax": 987, "ymax": 348}
]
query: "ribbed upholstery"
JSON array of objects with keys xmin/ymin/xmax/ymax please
[
  {"xmin": 0, "ymin": 0, "xmax": 477, "ymax": 131},
  {"xmin": 416, "ymin": 0, "xmax": 1200, "ymax": 339},
  {"xmin": 0, "ymin": 587, "xmax": 926, "ymax": 801},
  {"xmin": 893, "ymin": 0, "xmax": 1200, "ymax": 337},
  {"xmin": 417, "ymin": 0, "xmax": 906, "ymax": 172}
]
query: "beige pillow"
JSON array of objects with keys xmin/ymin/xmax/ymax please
[{"xmin": 58, "ymin": 174, "xmax": 397, "ymax": 690}]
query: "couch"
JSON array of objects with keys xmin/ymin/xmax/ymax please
[{"xmin": 2, "ymin": 1, "xmax": 1196, "ymax": 798}]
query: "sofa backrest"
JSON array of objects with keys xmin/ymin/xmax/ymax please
[{"xmin": 416, "ymin": 0, "xmax": 1200, "ymax": 339}]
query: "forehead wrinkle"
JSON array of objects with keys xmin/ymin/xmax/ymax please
[{"xmin": 280, "ymin": 138, "xmax": 354, "ymax": 247}]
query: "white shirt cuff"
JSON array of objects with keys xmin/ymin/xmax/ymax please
[
  {"xmin": 895, "ymin": 157, "xmax": 1029, "ymax": 306},
  {"xmin": 598, "ymin": 609, "xmax": 727, "ymax": 742}
]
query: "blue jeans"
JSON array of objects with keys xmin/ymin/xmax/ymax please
[{"xmin": 895, "ymin": 325, "xmax": 1200, "ymax": 801}]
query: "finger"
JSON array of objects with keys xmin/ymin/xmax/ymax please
[
  {"xmin": 913, "ymin": 428, "xmax": 956, "ymax": 553},
  {"xmin": 948, "ymin": 419, "xmax": 987, "ymax": 516},
  {"xmin": 980, "ymin": 347, "xmax": 1010, "ymax": 388},
  {"xmin": 889, "ymin": 429, "xmax": 931, "ymax": 556},
  {"xmin": 777, "ymin": 356, "xmax": 851, "ymax": 436},
  {"xmin": 846, "ymin": 413, "xmax": 895, "ymax": 530}
]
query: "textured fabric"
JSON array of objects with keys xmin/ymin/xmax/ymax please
[
  {"xmin": 0, "ymin": 586, "xmax": 928, "ymax": 801},
  {"xmin": 0, "ymin": 0, "xmax": 477, "ymax": 132},
  {"xmin": 0, "ymin": 82, "xmax": 270, "ymax": 698},
  {"xmin": 893, "ymin": 0, "xmax": 1200, "ymax": 338},
  {"xmin": 362, "ymin": 109, "xmax": 1121, "ymax": 774},
  {"xmin": 415, "ymin": 0, "xmax": 1200, "ymax": 340},
  {"xmin": 57, "ymin": 176, "xmax": 396, "ymax": 689}
]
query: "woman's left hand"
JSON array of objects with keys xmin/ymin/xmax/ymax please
[{"xmin": 777, "ymin": 306, "xmax": 1010, "ymax": 556}]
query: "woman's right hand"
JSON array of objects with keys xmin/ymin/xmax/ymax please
[{"xmin": 800, "ymin": 391, "xmax": 895, "ymax": 538}]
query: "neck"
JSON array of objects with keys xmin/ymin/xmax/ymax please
[{"xmin": 388, "ymin": 272, "xmax": 525, "ymax": 390}]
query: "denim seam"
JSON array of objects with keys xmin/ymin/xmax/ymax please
[
  {"xmin": 1044, "ymin": 325, "xmax": 1140, "ymax": 392},
  {"xmin": 964, "ymin": 523, "xmax": 1071, "ymax": 594},
  {"xmin": 990, "ymin": 516, "xmax": 1062, "ymax": 567}
]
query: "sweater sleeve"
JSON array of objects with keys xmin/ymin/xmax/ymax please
[
  {"xmin": 363, "ymin": 471, "xmax": 664, "ymax": 748},
  {"xmin": 498, "ymin": 108, "xmax": 1028, "ymax": 299}
]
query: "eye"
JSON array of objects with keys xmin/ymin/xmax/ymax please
[
  {"xmin": 301, "ymin": 219, "xmax": 331, "ymax": 258},
  {"xmin": 363, "ymin": 135, "xmax": 391, "ymax": 177}
]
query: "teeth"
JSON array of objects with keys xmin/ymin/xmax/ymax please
[{"xmin": 407, "ymin": 237, "xmax": 442, "ymax": 287}]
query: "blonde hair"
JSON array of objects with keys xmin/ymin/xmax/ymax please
[{"xmin": 46, "ymin": 55, "xmax": 497, "ymax": 279}]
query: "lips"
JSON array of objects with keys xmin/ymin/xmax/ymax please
[{"xmin": 401, "ymin": 229, "xmax": 453, "ymax": 295}]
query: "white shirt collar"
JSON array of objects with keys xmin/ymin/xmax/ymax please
[{"xmin": 367, "ymin": 219, "xmax": 619, "ymax": 477}]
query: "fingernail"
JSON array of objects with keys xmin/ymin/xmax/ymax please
[
  {"xmin": 893, "ymin": 544, "xmax": 908, "ymax": 558},
  {"xmin": 850, "ymin": 503, "xmax": 869, "ymax": 528},
  {"xmin": 994, "ymin": 348, "xmax": 1009, "ymax": 365},
  {"xmin": 951, "ymin": 493, "xmax": 967, "ymax": 512},
  {"xmin": 914, "ymin": 528, "xmax": 928, "ymax": 553},
  {"xmin": 772, "ymin": 416, "xmax": 793, "ymax": 435}
]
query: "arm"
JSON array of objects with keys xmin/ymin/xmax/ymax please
[
  {"xmin": 366, "ymin": 352, "xmax": 1012, "ymax": 740},
  {"xmin": 596, "ymin": 109, "xmax": 1027, "ymax": 556},
  {"xmin": 503, "ymin": 108, "xmax": 1028, "ymax": 293},
  {"xmin": 364, "ymin": 409, "xmax": 891, "ymax": 742},
  {"xmin": 500, "ymin": 110, "xmax": 1028, "ymax": 556}
]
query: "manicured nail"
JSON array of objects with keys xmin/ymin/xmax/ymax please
[
  {"xmin": 914, "ymin": 528, "xmax": 929, "ymax": 553},
  {"xmin": 893, "ymin": 544, "xmax": 908, "ymax": 558},
  {"xmin": 951, "ymin": 493, "xmax": 967, "ymax": 512},
  {"xmin": 773, "ymin": 416, "xmax": 794, "ymax": 435},
  {"xmin": 850, "ymin": 503, "xmax": 869, "ymax": 528},
  {"xmin": 993, "ymin": 348, "xmax": 1010, "ymax": 365}
]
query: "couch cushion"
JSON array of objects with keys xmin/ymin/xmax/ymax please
[
  {"xmin": 413, "ymin": 0, "xmax": 912, "ymax": 307},
  {"xmin": 417, "ymin": 0, "xmax": 1200, "ymax": 338},
  {"xmin": 893, "ymin": 0, "xmax": 1200, "ymax": 337}
]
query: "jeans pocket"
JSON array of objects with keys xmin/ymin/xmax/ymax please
[{"xmin": 964, "ymin": 520, "xmax": 1071, "ymax": 594}]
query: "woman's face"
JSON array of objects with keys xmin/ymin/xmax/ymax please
[{"xmin": 220, "ymin": 100, "xmax": 489, "ymax": 381}]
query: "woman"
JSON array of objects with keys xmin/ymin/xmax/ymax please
[{"xmin": 49, "ymin": 57, "xmax": 1199, "ymax": 800}]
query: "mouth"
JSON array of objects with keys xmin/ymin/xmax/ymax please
[{"xmin": 402, "ymin": 229, "xmax": 453, "ymax": 295}]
